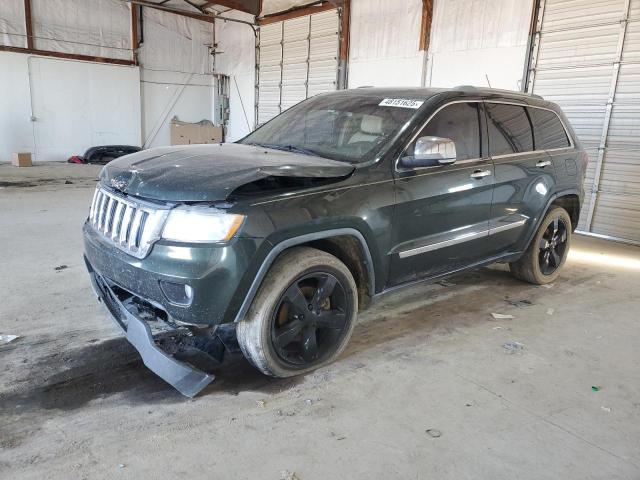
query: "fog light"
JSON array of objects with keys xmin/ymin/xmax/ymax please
[{"xmin": 160, "ymin": 281, "xmax": 193, "ymax": 306}]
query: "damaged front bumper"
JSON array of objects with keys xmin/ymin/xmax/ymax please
[{"xmin": 87, "ymin": 265, "xmax": 224, "ymax": 397}]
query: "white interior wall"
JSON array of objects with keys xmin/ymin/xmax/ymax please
[
  {"xmin": 0, "ymin": 53, "xmax": 35, "ymax": 162},
  {"xmin": 0, "ymin": 52, "xmax": 141, "ymax": 163},
  {"xmin": 138, "ymin": 7, "xmax": 213, "ymax": 75},
  {"xmin": 0, "ymin": 0, "xmax": 26, "ymax": 47},
  {"xmin": 141, "ymin": 70, "xmax": 214, "ymax": 148},
  {"xmin": 31, "ymin": 0, "xmax": 132, "ymax": 60},
  {"xmin": 347, "ymin": 0, "xmax": 424, "ymax": 88},
  {"xmin": 428, "ymin": 0, "xmax": 533, "ymax": 90},
  {"xmin": 29, "ymin": 57, "xmax": 141, "ymax": 161},
  {"xmin": 0, "ymin": 0, "xmax": 217, "ymax": 161},
  {"xmin": 214, "ymin": 11, "xmax": 256, "ymax": 142},
  {"xmin": 138, "ymin": 8, "xmax": 215, "ymax": 148}
]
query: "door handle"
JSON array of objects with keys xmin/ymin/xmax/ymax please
[
  {"xmin": 470, "ymin": 169, "xmax": 492, "ymax": 179},
  {"xmin": 536, "ymin": 160, "xmax": 552, "ymax": 168}
]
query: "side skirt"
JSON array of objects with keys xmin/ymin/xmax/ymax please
[{"xmin": 371, "ymin": 251, "xmax": 523, "ymax": 304}]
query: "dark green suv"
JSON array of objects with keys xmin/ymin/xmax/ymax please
[{"xmin": 84, "ymin": 87, "xmax": 586, "ymax": 396}]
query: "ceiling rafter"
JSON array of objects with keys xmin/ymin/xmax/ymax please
[
  {"xmin": 126, "ymin": 0, "xmax": 258, "ymax": 37},
  {"xmin": 129, "ymin": 1, "xmax": 345, "ymax": 22},
  {"xmin": 194, "ymin": 0, "xmax": 258, "ymax": 15}
]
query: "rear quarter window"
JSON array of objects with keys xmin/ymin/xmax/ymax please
[{"xmin": 528, "ymin": 107, "xmax": 571, "ymax": 150}]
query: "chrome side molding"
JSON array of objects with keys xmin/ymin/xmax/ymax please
[
  {"xmin": 398, "ymin": 218, "xmax": 527, "ymax": 259},
  {"xmin": 398, "ymin": 229, "xmax": 487, "ymax": 258}
]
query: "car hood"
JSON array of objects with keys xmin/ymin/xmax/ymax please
[{"xmin": 99, "ymin": 143, "xmax": 355, "ymax": 202}]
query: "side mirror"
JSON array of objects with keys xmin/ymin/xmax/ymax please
[{"xmin": 401, "ymin": 136, "xmax": 457, "ymax": 168}]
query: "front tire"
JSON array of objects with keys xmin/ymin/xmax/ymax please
[
  {"xmin": 510, "ymin": 206, "xmax": 572, "ymax": 285},
  {"xmin": 237, "ymin": 247, "xmax": 358, "ymax": 378}
]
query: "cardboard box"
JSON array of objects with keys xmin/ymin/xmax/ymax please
[
  {"xmin": 170, "ymin": 120, "xmax": 223, "ymax": 145},
  {"xmin": 12, "ymin": 152, "xmax": 32, "ymax": 167}
]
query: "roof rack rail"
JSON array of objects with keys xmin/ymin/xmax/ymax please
[{"xmin": 452, "ymin": 85, "xmax": 544, "ymax": 100}]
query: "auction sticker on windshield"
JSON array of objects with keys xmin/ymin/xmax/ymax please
[{"xmin": 379, "ymin": 98, "xmax": 425, "ymax": 109}]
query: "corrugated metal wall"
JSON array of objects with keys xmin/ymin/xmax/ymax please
[
  {"xmin": 256, "ymin": 9, "xmax": 339, "ymax": 125},
  {"xmin": 528, "ymin": 0, "xmax": 640, "ymax": 243}
]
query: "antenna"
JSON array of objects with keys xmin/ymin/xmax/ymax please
[{"xmin": 485, "ymin": 74, "xmax": 492, "ymax": 88}]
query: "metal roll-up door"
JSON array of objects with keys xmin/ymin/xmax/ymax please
[
  {"xmin": 256, "ymin": 22, "xmax": 283, "ymax": 125},
  {"xmin": 527, "ymin": 0, "xmax": 640, "ymax": 243},
  {"xmin": 282, "ymin": 16, "xmax": 311, "ymax": 112},
  {"xmin": 308, "ymin": 10, "xmax": 340, "ymax": 96},
  {"xmin": 256, "ymin": 9, "xmax": 340, "ymax": 126}
]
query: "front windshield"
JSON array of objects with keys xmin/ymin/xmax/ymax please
[{"xmin": 240, "ymin": 94, "xmax": 424, "ymax": 163}]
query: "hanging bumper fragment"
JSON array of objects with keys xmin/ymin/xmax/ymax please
[{"xmin": 87, "ymin": 267, "xmax": 217, "ymax": 398}]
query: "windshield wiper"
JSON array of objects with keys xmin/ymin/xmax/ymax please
[{"xmin": 247, "ymin": 143, "xmax": 321, "ymax": 158}]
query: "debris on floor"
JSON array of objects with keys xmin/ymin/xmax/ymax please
[
  {"xmin": 546, "ymin": 308, "xmax": 555, "ymax": 315},
  {"xmin": 0, "ymin": 334, "xmax": 20, "ymax": 344},
  {"xmin": 592, "ymin": 385, "xmax": 601, "ymax": 392},
  {"xmin": 542, "ymin": 283, "xmax": 555, "ymax": 289},
  {"xmin": 601, "ymin": 406, "xmax": 612, "ymax": 412},
  {"xmin": 276, "ymin": 409, "xmax": 296, "ymax": 418},
  {"xmin": 425, "ymin": 429, "xmax": 442, "ymax": 438},
  {"xmin": 505, "ymin": 298, "xmax": 534, "ymax": 308},
  {"xmin": 491, "ymin": 313, "xmax": 514, "ymax": 320},
  {"xmin": 54, "ymin": 265, "xmax": 68, "ymax": 271},
  {"xmin": 280, "ymin": 470, "xmax": 301, "ymax": 480},
  {"xmin": 256, "ymin": 399, "xmax": 266, "ymax": 407},
  {"xmin": 502, "ymin": 341, "xmax": 525, "ymax": 354},
  {"xmin": 436, "ymin": 279, "xmax": 456, "ymax": 287}
]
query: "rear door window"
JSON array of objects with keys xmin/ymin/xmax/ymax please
[
  {"xmin": 528, "ymin": 107, "xmax": 571, "ymax": 150},
  {"xmin": 485, "ymin": 103, "xmax": 534, "ymax": 156},
  {"xmin": 412, "ymin": 102, "xmax": 482, "ymax": 161}
]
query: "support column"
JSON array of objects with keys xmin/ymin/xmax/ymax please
[
  {"xmin": 419, "ymin": 0, "xmax": 433, "ymax": 87},
  {"xmin": 24, "ymin": 0, "xmax": 33, "ymax": 49}
]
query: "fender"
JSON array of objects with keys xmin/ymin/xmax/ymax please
[
  {"xmin": 233, "ymin": 228, "xmax": 376, "ymax": 323},
  {"xmin": 520, "ymin": 187, "xmax": 581, "ymax": 252}
]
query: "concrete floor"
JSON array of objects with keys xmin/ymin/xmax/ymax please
[{"xmin": 1, "ymin": 163, "xmax": 639, "ymax": 480}]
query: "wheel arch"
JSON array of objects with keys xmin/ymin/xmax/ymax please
[
  {"xmin": 233, "ymin": 228, "xmax": 376, "ymax": 323},
  {"xmin": 519, "ymin": 188, "xmax": 581, "ymax": 253},
  {"xmin": 551, "ymin": 193, "xmax": 581, "ymax": 231}
]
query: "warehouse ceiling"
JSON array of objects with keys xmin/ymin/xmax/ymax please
[{"xmin": 139, "ymin": 0, "xmax": 342, "ymax": 17}]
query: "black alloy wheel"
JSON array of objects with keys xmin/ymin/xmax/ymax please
[
  {"xmin": 270, "ymin": 272, "xmax": 349, "ymax": 367},
  {"xmin": 538, "ymin": 217, "xmax": 569, "ymax": 275}
]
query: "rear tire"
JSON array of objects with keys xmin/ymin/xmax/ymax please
[
  {"xmin": 510, "ymin": 207, "xmax": 572, "ymax": 285},
  {"xmin": 237, "ymin": 247, "xmax": 358, "ymax": 378}
]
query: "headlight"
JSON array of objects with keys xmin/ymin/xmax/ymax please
[{"xmin": 161, "ymin": 206, "xmax": 245, "ymax": 243}]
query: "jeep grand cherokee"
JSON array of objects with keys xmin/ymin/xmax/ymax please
[{"xmin": 83, "ymin": 87, "xmax": 586, "ymax": 396}]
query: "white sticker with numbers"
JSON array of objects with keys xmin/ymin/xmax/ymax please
[{"xmin": 379, "ymin": 98, "xmax": 424, "ymax": 109}]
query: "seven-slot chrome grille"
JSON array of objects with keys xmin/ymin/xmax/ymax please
[{"xmin": 89, "ymin": 186, "xmax": 170, "ymax": 259}]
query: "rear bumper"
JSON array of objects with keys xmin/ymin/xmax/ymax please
[{"xmin": 87, "ymin": 267, "xmax": 214, "ymax": 397}]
